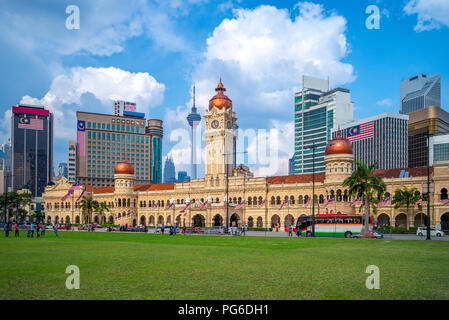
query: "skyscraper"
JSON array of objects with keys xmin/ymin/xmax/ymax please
[
  {"xmin": 147, "ymin": 119, "xmax": 163, "ymax": 184},
  {"xmin": 11, "ymin": 104, "xmax": 53, "ymax": 197},
  {"xmin": 76, "ymin": 109, "xmax": 163, "ymax": 188},
  {"xmin": 57, "ymin": 162, "xmax": 68, "ymax": 178},
  {"xmin": 408, "ymin": 105, "xmax": 449, "ymax": 168},
  {"xmin": 113, "ymin": 100, "xmax": 137, "ymax": 116},
  {"xmin": 163, "ymin": 156, "xmax": 176, "ymax": 183},
  {"xmin": 67, "ymin": 140, "xmax": 77, "ymax": 183},
  {"xmin": 333, "ymin": 112, "xmax": 409, "ymax": 170},
  {"xmin": 294, "ymin": 76, "xmax": 354, "ymax": 174},
  {"xmin": 177, "ymin": 171, "xmax": 190, "ymax": 182},
  {"xmin": 400, "ymin": 73, "xmax": 441, "ymax": 114},
  {"xmin": 187, "ymin": 85, "xmax": 202, "ymax": 180}
]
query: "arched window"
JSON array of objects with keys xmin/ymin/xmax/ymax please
[
  {"xmin": 238, "ymin": 197, "xmax": 242, "ymax": 204},
  {"xmin": 258, "ymin": 197, "xmax": 263, "ymax": 205},
  {"xmin": 337, "ymin": 189, "xmax": 342, "ymax": 202},
  {"xmin": 441, "ymin": 188, "xmax": 448, "ymax": 200},
  {"xmin": 319, "ymin": 194, "xmax": 324, "ymax": 204},
  {"xmin": 270, "ymin": 196, "xmax": 275, "ymax": 205},
  {"xmin": 290, "ymin": 195, "xmax": 295, "ymax": 205},
  {"xmin": 248, "ymin": 197, "xmax": 252, "ymax": 205},
  {"xmin": 343, "ymin": 190, "xmax": 348, "ymax": 202},
  {"xmin": 276, "ymin": 196, "xmax": 281, "ymax": 205},
  {"xmin": 118, "ymin": 198, "xmax": 121, "ymax": 207},
  {"xmin": 304, "ymin": 195, "xmax": 309, "ymax": 204},
  {"xmin": 298, "ymin": 195, "xmax": 303, "ymax": 204}
]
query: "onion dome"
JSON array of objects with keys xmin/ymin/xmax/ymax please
[
  {"xmin": 325, "ymin": 131, "xmax": 353, "ymax": 156},
  {"xmin": 114, "ymin": 160, "xmax": 134, "ymax": 175},
  {"xmin": 209, "ymin": 78, "xmax": 232, "ymax": 110}
]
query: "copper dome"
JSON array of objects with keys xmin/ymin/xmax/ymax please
[
  {"xmin": 209, "ymin": 79, "xmax": 232, "ymax": 110},
  {"xmin": 325, "ymin": 133, "xmax": 353, "ymax": 156},
  {"xmin": 114, "ymin": 160, "xmax": 134, "ymax": 175}
]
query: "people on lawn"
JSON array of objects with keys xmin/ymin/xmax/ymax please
[
  {"xmin": 14, "ymin": 222, "xmax": 19, "ymax": 237},
  {"xmin": 3, "ymin": 222, "xmax": 9, "ymax": 237}
]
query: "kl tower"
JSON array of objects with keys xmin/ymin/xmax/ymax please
[{"xmin": 186, "ymin": 85, "xmax": 202, "ymax": 180}]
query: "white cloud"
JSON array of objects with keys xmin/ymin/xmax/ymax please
[
  {"xmin": 404, "ymin": 0, "xmax": 449, "ymax": 31},
  {"xmin": 376, "ymin": 98, "xmax": 393, "ymax": 107},
  {"xmin": 164, "ymin": 2, "xmax": 355, "ymax": 176},
  {"xmin": 3, "ymin": 66, "xmax": 165, "ymax": 159}
]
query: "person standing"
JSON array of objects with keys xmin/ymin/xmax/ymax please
[
  {"xmin": 14, "ymin": 222, "xmax": 19, "ymax": 237},
  {"xmin": 40, "ymin": 224, "xmax": 45, "ymax": 237},
  {"xmin": 36, "ymin": 223, "xmax": 40, "ymax": 238},
  {"xmin": 161, "ymin": 224, "xmax": 165, "ymax": 234},
  {"xmin": 3, "ymin": 222, "xmax": 9, "ymax": 237},
  {"xmin": 26, "ymin": 223, "xmax": 31, "ymax": 238},
  {"xmin": 288, "ymin": 225, "xmax": 293, "ymax": 237},
  {"xmin": 53, "ymin": 223, "xmax": 59, "ymax": 238},
  {"xmin": 30, "ymin": 222, "xmax": 35, "ymax": 238}
]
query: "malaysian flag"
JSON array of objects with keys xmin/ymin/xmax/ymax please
[
  {"xmin": 182, "ymin": 203, "xmax": 192, "ymax": 211},
  {"xmin": 350, "ymin": 197, "xmax": 363, "ymax": 206},
  {"xmin": 259, "ymin": 200, "xmax": 266, "ymax": 208},
  {"xmin": 124, "ymin": 102, "xmax": 136, "ymax": 112},
  {"xmin": 441, "ymin": 199, "xmax": 449, "ymax": 205},
  {"xmin": 414, "ymin": 196, "xmax": 422, "ymax": 210},
  {"xmin": 165, "ymin": 203, "xmax": 174, "ymax": 210},
  {"xmin": 235, "ymin": 201, "xmax": 245, "ymax": 209},
  {"xmin": 304, "ymin": 198, "xmax": 311, "ymax": 208},
  {"xmin": 18, "ymin": 117, "xmax": 43, "ymax": 130},
  {"xmin": 323, "ymin": 198, "xmax": 335, "ymax": 207},
  {"xmin": 152, "ymin": 203, "xmax": 159, "ymax": 209},
  {"xmin": 199, "ymin": 201, "xmax": 207, "ymax": 209},
  {"xmin": 278, "ymin": 200, "xmax": 288, "ymax": 210},
  {"xmin": 377, "ymin": 197, "xmax": 391, "ymax": 208},
  {"xmin": 76, "ymin": 188, "xmax": 87, "ymax": 202},
  {"xmin": 61, "ymin": 189, "xmax": 74, "ymax": 201},
  {"xmin": 347, "ymin": 121, "xmax": 374, "ymax": 142}
]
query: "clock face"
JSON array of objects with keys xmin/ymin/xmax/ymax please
[
  {"xmin": 227, "ymin": 121, "xmax": 232, "ymax": 129},
  {"xmin": 211, "ymin": 120, "xmax": 219, "ymax": 129}
]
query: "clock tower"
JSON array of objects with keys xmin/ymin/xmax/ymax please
[{"xmin": 204, "ymin": 79, "xmax": 237, "ymax": 186}]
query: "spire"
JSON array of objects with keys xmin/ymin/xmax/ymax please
[{"xmin": 193, "ymin": 84, "xmax": 196, "ymax": 109}]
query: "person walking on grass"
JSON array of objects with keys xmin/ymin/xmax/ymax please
[
  {"xmin": 26, "ymin": 223, "xmax": 31, "ymax": 238},
  {"xmin": 53, "ymin": 223, "xmax": 58, "ymax": 238},
  {"xmin": 14, "ymin": 222, "xmax": 19, "ymax": 237},
  {"xmin": 40, "ymin": 224, "xmax": 45, "ymax": 237},
  {"xmin": 288, "ymin": 225, "xmax": 293, "ymax": 237},
  {"xmin": 36, "ymin": 223, "xmax": 40, "ymax": 238},
  {"xmin": 3, "ymin": 222, "xmax": 9, "ymax": 237},
  {"xmin": 30, "ymin": 222, "xmax": 35, "ymax": 238},
  {"xmin": 161, "ymin": 224, "xmax": 165, "ymax": 234}
]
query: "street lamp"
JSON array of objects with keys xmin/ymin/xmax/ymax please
[
  {"xmin": 304, "ymin": 142, "xmax": 318, "ymax": 237},
  {"xmin": 426, "ymin": 133, "xmax": 433, "ymax": 240}
]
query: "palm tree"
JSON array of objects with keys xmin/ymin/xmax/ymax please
[
  {"xmin": 95, "ymin": 201, "xmax": 109, "ymax": 224},
  {"xmin": 343, "ymin": 160, "xmax": 386, "ymax": 233},
  {"xmin": 32, "ymin": 210, "xmax": 45, "ymax": 223},
  {"xmin": 79, "ymin": 196, "xmax": 99, "ymax": 223},
  {"xmin": 392, "ymin": 186, "xmax": 422, "ymax": 230}
]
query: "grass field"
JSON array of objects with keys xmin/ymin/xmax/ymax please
[{"xmin": 1, "ymin": 231, "xmax": 448, "ymax": 300}]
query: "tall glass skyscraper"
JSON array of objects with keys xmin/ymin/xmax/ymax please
[
  {"xmin": 11, "ymin": 105, "xmax": 53, "ymax": 197},
  {"xmin": 400, "ymin": 73, "xmax": 441, "ymax": 114},
  {"xmin": 294, "ymin": 76, "xmax": 354, "ymax": 174},
  {"xmin": 163, "ymin": 156, "xmax": 176, "ymax": 183}
]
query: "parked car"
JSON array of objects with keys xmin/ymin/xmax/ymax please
[
  {"xmin": 352, "ymin": 231, "xmax": 383, "ymax": 239},
  {"xmin": 416, "ymin": 227, "xmax": 444, "ymax": 237}
]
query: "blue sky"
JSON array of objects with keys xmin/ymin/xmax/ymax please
[{"xmin": 1, "ymin": 0, "xmax": 448, "ymax": 177}]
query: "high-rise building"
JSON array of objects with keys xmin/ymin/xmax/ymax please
[
  {"xmin": 187, "ymin": 85, "xmax": 202, "ymax": 180},
  {"xmin": 294, "ymin": 76, "xmax": 354, "ymax": 174},
  {"xmin": 430, "ymin": 134, "xmax": 449, "ymax": 166},
  {"xmin": 67, "ymin": 140, "xmax": 77, "ymax": 183},
  {"xmin": 288, "ymin": 155, "xmax": 295, "ymax": 176},
  {"xmin": 177, "ymin": 171, "xmax": 190, "ymax": 182},
  {"xmin": 57, "ymin": 162, "xmax": 68, "ymax": 178},
  {"xmin": 400, "ymin": 73, "xmax": 441, "ymax": 114},
  {"xmin": 76, "ymin": 110, "xmax": 163, "ymax": 188},
  {"xmin": 0, "ymin": 139, "xmax": 12, "ymax": 171},
  {"xmin": 147, "ymin": 119, "xmax": 163, "ymax": 184},
  {"xmin": 333, "ymin": 112, "xmax": 409, "ymax": 170},
  {"xmin": 408, "ymin": 106, "xmax": 449, "ymax": 168},
  {"xmin": 11, "ymin": 104, "xmax": 53, "ymax": 197},
  {"xmin": 163, "ymin": 157, "xmax": 176, "ymax": 183}
]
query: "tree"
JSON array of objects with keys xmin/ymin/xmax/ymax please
[
  {"xmin": 0, "ymin": 192, "xmax": 31, "ymax": 222},
  {"xmin": 343, "ymin": 160, "xmax": 386, "ymax": 234},
  {"xmin": 32, "ymin": 210, "xmax": 45, "ymax": 223},
  {"xmin": 95, "ymin": 201, "xmax": 109, "ymax": 223},
  {"xmin": 79, "ymin": 196, "xmax": 99, "ymax": 223},
  {"xmin": 392, "ymin": 186, "xmax": 422, "ymax": 230}
]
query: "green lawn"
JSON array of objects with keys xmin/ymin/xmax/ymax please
[{"xmin": 0, "ymin": 231, "xmax": 448, "ymax": 300}]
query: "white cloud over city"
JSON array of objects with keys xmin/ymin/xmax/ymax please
[
  {"xmin": 166, "ymin": 2, "xmax": 355, "ymax": 176},
  {"xmin": 404, "ymin": 0, "xmax": 449, "ymax": 31}
]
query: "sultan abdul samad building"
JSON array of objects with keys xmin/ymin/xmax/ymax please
[{"xmin": 44, "ymin": 81, "xmax": 449, "ymax": 230}]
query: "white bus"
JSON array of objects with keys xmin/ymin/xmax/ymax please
[{"xmin": 296, "ymin": 214, "xmax": 373, "ymax": 238}]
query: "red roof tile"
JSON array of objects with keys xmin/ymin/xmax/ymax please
[
  {"xmin": 93, "ymin": 186, "xmax": 115, "ymax": 194},
  {"xmin": 133, "ymin": 183, "xmax": 175, "ymax": 191},
  {"xmin": 372, "ymin": 167, "xmax": 433, "ymax": 179},
  {"xmin": 267, "ymin": 173, "xmax": 325, "ymax": 185}
]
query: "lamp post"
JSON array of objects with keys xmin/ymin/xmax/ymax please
[
  {"xmin": 305, "ymin": 142, "xmax": 318, "ymax": 237},
  {"xmin": 186, "ymin": 196, "xmax": 191, "ymax": 227},
  {"xmin": 170, "ymin": 197, "xmax": 175, "ymax": 227},
  {"xmin": 426, "ymin": 133, "xmax": 432, "ymax": 240}
]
